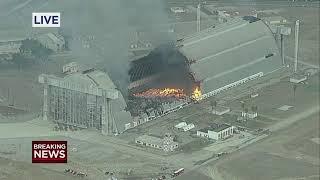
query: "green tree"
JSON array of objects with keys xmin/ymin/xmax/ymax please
[
  {"xmin": 251, "ymin": 105, "xmax": 256, "ymax": 113},
  {"xmin": 210, "ymin": 99, "xmax": 218, "ymax": 114},
  {"xmin": 293, "ymin": 84, "xmax": 297, "ymax": 98},
  {"xmin": 20, "ymin": 39, "xmax": 52, "ymax": 61},
  {"xmin": 11, "ymin": 53, "xmax": 26, "ymax": 70},
  {"xmin": 241, "ymin": 102, "xmax": 245, "ymax": 111},
  {"xmin": 244, "ymin": 108, "xmax": 249, "ymax": 121}
]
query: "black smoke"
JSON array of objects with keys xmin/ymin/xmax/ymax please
[{"xmin": 60, "ymin": 0, "xmax": 174, "ymax": 94}]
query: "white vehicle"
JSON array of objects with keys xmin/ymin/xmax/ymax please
[{"xmin": 171, "ymin": 168, "xmax": 184, "ymax": 177}]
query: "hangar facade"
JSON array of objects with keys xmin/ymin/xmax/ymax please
[{"xmin": 39, "ymin": 68, "xmax": 132, "ymax": 135}]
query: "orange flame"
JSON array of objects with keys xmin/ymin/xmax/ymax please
[
  {"xmin": 133, "ymin": 88, "xmax": 186, "ymax": 99},
  {"xmin": 191, "ymin": 87, "xmax": 202, "ymax": 101}
]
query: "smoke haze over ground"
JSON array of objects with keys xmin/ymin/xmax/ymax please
[{"xmin": 61, "ymin": 0, "xmax": 174, "ymax": 94}]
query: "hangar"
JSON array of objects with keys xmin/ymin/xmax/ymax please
[
  {"xmin": 39, "ymin": 68, "xmax": 132, "ymax": 135},
  {"xmin": 130, "ymin": 17, "xmax": 282, "ymax": 100}
]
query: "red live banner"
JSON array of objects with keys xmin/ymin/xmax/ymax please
[{"xmin": 32, "ymin": 141, "xmax": 67, "ymax": 163}]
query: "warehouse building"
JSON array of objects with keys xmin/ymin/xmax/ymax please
[
  {"xmin": 39, "ymin": 68, "xmax": 132, "ymax": 135},
  {"xmin": 197, "ymin": 124, "xmax": 235, "ymax": 140}
]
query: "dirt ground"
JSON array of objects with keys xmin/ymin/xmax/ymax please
[
  {"xmin": 0, "ymin": 157, "xmax": 77, "ymax": 180},
  {"xmin": 207, "ymin": 111, "xmax": 319, "ymax": 180},
  {"xmin": 0, "ymin": 135, "xmax": 174, "ymax": 180}
]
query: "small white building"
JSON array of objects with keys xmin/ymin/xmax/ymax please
[
  {"xmin": 170, "ymin": 7, "xmax": 186, "ymax": 13},
  {"xmin": 175, "ymin": 122, "xmax": 195, "ymax": 131},
  {"xmin": 241, "ymin": 111, "xmax": 258, "ymax": 119},
  {"xmin": 211, "ymin": 106, "xmax": 230, "ymax": 116},
  {"xmin": 250, "ymin": 93, "xmax": 259, "ymax": 98},
  {"xmin": 36, "ymin": 33, "xmax": 65, "ymax": 52},
  {"xmin": 197, "ymin": 124, "xmax": 235, "ymax": 140},
  {"xmin": 135, "ymin": 134, "xmax": 178, "ymax": 152},
  {"xmin": 175, "ymin": 122, "xmax": 187, "ymax": 129},
  {"xmin": 263, "ymin": 16, "xmax": 287, "ymax": 25},
  {"xmin": 182, "ymin": 123, "xmax": 195, "ymax": 132},
  {"xmin": 62, "ymin": 62, "xmax": 80, "ymax": 74}
]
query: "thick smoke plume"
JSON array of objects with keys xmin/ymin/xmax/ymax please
[{"xmin": 61, "ymin": 0, "xmax": 173, "ymax": 94}]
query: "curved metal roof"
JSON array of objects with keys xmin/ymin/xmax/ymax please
[
  {"xmin": 64, "ymin": 70, "xmax": 131, "ymax": 132},
  {"xmin": 177, "ymin": 17, "xmax": 282, "ymax": 93}
]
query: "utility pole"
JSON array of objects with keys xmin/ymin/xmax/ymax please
[
  {"xmin": 197, "ymin": 3, "xmax": 201, "ymax": 32},
  {"xmin": 294, "ymin": 20, "xmax": 300, "ymax": 73},
  {"xmin": 280, "ymin": 33, "xmax": 285, "ymax": 65}
]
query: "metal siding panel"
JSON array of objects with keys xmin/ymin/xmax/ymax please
[
  {"xmin": 180, "ymin": 19, "xmax": 270, "ymax": 60},
  {"xmin": 202, "ymin": 54, "xmax": 282, "ymax": 93},
  {"xmin": 190, "ymin": 34, "xmax": 280, "ymax": 82}
]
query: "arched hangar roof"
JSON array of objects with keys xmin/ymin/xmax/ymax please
[{"xmin": 177, "ymin": 17, "xmax": 282, "ymax": 93}]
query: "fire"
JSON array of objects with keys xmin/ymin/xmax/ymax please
[
  {"xmin": 133, "ymin": 88, "xmax": 187, "ymax": 99},
  {"xmin": 191, "ymin": 87, "xmax": 202, "ymax": 101}
]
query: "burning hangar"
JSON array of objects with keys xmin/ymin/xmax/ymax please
[
  {"xmin": 39, "ymin": 16, "xmax": 282, "ymax": 135},
  {"xmin": 129, "ymin": 17, "xmax": 282, "ymax": 100}
]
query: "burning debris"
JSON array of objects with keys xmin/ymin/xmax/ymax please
[
  {"xmin": 132, "ymin": 86, "xmax": 202, "ymax": 101},
  {"xmin": 133, "ymin": 88, "xmax": 187, "ymax": 99},
  {"xmin": 191, "ymin": 87, "xmax": 202, "ymax": 101}
]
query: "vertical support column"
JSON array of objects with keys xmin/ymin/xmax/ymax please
[
  {"xmin": 112, "ymin": 113, "xmax": 118, "ymax": 135},
  {"xmin": 107, "ymin": 99, "xmax": 111, "ymax": 134},
  {"xmin": 280, "ymin": 34, "xmax": 285, "ymax": 65},
  {"xmin": 101, "ymin": 95, "xmax": 109, "ymax": 135},
  {"xmin": 43, "ymin": 80, "xmax": 48, "ymax": 121},
  {"xmin": 294, "ymin": 20, "xmax": 300, "ymax": 73},
  {"xmin": 101, "ymin": 90, "xmax": 119, "ymax": 135},
  {"xmin": 197, "ymin": 3, "xmax": 201, "ymax": 33}
]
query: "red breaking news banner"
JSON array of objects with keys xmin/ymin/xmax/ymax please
[{"xmin": 32, "ymin": 141, "xmax": 67, "ymax": 163}]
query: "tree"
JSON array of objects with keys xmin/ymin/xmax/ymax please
[
  {"xmin": 58, "ymin": 27, "xmax": 71, "ymax": 50},
  {"xmin": 210, "ymin": 100, "xmax": 218, "ymax": 114},
  {"xmin": 241, "ymin": 102, "xmax": 245, "ymax": 111},
  {"xmin": 244, "ymin": 108, "xmax": 249, "ymax": 121},
  {"xmin": 19, "ymin": 39, "xmax": 52, "ymax": 62},
  {"xmin": 251, "ymin": 106, "xmax": 255, "ymax": 113},
  {"xmin": 11, "ymin": 53, "xmax": 27, "ymax": 70},
  {"xmin": 251, "ymin": 105, "xmax": 258, "ymax": 113},
  {"xmin": 293, "ymin": 84, "xmax": 297, "ymax": 99},
  {"xmin": 210, "ymin": 100, "xmax": 214, "ymax": 111}
]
